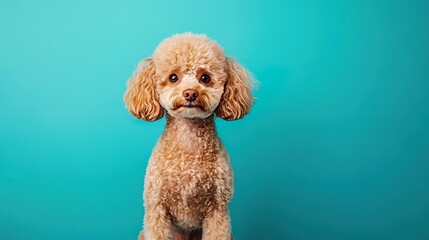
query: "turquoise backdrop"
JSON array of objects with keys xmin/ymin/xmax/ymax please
[{"xmin": 1, "ymin": 0, "xmax": 428, "ymax": 239}]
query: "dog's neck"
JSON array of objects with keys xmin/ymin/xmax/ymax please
[
  {"xmin": 161, "ymin": 114, "xmax": 220, "ymax": 153},
  {"xmin": 164, "ymin": 114, "xmax": 217, "ymax": 138}
]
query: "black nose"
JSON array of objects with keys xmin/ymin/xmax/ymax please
[{"xmin": 182, "ymin": 89, "xmax": 198, "ymax": 102}]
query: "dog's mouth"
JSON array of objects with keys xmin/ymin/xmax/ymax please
[
  {"xmin": 171, "ymin": 94, "xmax": 211, "ymax": 112},
  {"xmin": 178, "ymin": 103, "xmax": 205, "ymax": 110},
  {"xmin": 172, "ymin": 101, "xmax": 206, "ymax": 111}
]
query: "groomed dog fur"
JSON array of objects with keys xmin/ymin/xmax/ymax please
[{"xmin": 124, "ymin": 33, "xmax": 254, "ymax": 240}]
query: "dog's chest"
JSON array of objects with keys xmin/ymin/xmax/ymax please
[
  {"xmin": 160, "ymin": 152, "xmax": 218, "ymax": 205},
  {"xmin": 146, "ymin": 119, "xmax": 230, "ymax": 228},
  {"xmin": 157, "ymin": 152, "xmax": 219, "ymax": 228},
  {"xmin": 157, "ymin": 124, "xmax": 221, "ymax": 203}
]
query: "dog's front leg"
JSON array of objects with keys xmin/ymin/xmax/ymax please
[
  {"xmin": 202, "ymin": 206, "xmax": 231, "ymax": 240},
  {"xmin": 143, "ymin": 204, "xmax": 172, "ymax": 240}
]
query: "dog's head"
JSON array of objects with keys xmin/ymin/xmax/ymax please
[{"xmin": 124, "ymin": 33, "xmax": 254, "ymax": 121}]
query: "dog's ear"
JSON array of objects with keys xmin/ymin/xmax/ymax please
[
  {"xmin": 216, "ymin": 57, "xmax": 254, "ymax": 120},
  {"xmin": 124, "ymin": 58, "xmax": 164, "ymax": 121}
]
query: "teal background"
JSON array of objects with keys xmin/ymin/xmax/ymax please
[{"xmin": 1, "ymin": 0, "xmax": 428, "ymax": 239}]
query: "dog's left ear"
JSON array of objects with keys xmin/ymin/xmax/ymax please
[{"xmin": 216, "ymin": 57, "xmax": 254, "ymax": 120}]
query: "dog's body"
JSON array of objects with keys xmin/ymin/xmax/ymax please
[
  {"xmin": 144, "ymin": 115, "xmax": 233, "ymax": 239},
  {"xmin": 125, "ymin": 33, "xmax": 253, "ymax": 240}
]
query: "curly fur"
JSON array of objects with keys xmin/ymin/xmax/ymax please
[
  {"xmin": 124, "ymin": 59, "xmax": 164, "ymax": 121},
  {"xmin": 124, "ymin": 33, "xmax": 254, "ymax": 240}
]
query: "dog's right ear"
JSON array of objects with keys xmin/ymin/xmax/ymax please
[{"xmin": 124, "ymin": 58, "xmax": 164, "ymax": 121}]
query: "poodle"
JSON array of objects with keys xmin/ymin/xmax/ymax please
[{"xmin": 124, "ymin": 33, "xmax": 254, "ymax": 240}]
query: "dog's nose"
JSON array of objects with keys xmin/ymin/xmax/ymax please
[{"xmin": 182, "ymin": 89, "xmax": 198, "ymax": 102}]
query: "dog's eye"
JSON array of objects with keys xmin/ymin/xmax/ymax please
[
  {"xmin": 169, "ymin": 74, "xmax": 179, "ymax": 82},
  {"xmin": 200, "ymin": 74, "xmax": 211, "ymax": 83}
]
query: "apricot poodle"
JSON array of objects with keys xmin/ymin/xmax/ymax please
[{"xmin": 124, "ymin": 33, "xmax": 254, "ymax": 240}]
